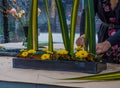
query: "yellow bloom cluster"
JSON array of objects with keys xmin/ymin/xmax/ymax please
[
  {"xmin": 20, "ymin": 49, "xmax": 36, "ymax": 57},
  {"xmin": 75, "ymin": 50, "xmax": 88, "ymax": 58},
  {"xmin": 18, "ymin": 47, "xmax": 95, "ymax": 62},
  {"xmin": 57, "ymin": 49, "xmax": 68, "ymax": 55}
]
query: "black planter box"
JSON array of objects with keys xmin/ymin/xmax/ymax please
[{"xmin": 13, "ymin": 58, "xmax": 107, "ymax": 74}]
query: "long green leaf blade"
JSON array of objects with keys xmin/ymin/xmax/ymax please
[
  {"xmin": 88, "ymin": 0, "xmax": 96, "ymax": 54},
  {"xmin": 28, "ymin": 0, "xmax": 38, "ymax": 50},
  {"xmin": 55, "ymin": 0, "xmax": 70, "ymax": 52},
  {"xmin": 64, "ymin": 71, "xmax": 120, "ymax": 81},
  {"xmin": 85, "ymin": 0, "xmax": 96, "ymax": 54},
  {"xmin": 70, "ymin": 0, "xmax": 80, "ymax": 55},
  {"xmin": 43, "ymin": 0, "xmax": 53, "ymax": 51}
]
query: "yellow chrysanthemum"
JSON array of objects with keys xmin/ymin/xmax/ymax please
[
  {"xmin": 21, "ymin": 51, "xmax": 29, "ymax": 57},
  {"xmin": 20, "ymin": 49, "xmax": 26, "ymax": 52},
  {"xmin": 75, "ymin": 50, "xmax": 88, "ymax": 58},
  {"xmin": 75, "ymin": 46, "xmax": 84, "ymax": 51},
  {"xmin": 28, "ymin": 49, "xmax": 36, "ymax": 54},
  {"xmin": 41, "ymin": 54, "xmax": 50, "ymax": 60},
  {"xmin": 43, "ymin": 48, "xmax": 53, "ymax": 54},
  {"xmin": 57, "ymin": 50, "xmax": 68, "ymax": 55}
]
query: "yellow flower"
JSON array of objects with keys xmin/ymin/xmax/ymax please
[
  {"xmin": 28, "ymin": 49, "xmax": 36, "ymax": 54},
  {"xmin": 20, "ymin": 49, "xmax": 26, "ymax": 52},
  {"xmin": 43, "ymin": 48, "xmax": 53, "ymax": 54},
  {"xmin": 57, "ymin": 50, "xmax": 68, "ymax": 55},
  {"xmin": 21, "ymin": 51, "xmax": 29, "ymax": 57},
  {"xmin": 75, "ymin": 50, "xmax": 88, "ymax": 58},
  {"xmin": 41, "ymin": 54, "xmax": 50, "ymax": 60},
  {"xmin": 75, "ymin": 46, "xmax": 84, "ymax": 51}
]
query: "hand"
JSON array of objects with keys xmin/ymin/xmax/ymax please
[
  {"xmin": 96, "ymin": 40, "xmax": 111, "ymax": 55},
  {"xmin": 76, "ymin": 34, "xmax": 85, "ymax": 46}
]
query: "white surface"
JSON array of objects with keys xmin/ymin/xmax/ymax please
[{"xmin": 0, "ymin": 57, "xmax": 120, "ymax": 88}]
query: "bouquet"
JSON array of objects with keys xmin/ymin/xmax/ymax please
[{"xmin": 9, "ymin": 0, "xmax": 41, "ymax": 28}]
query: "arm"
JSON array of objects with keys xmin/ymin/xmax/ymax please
[
  {"xmin": 96, "ymin": 30, "xmax": 120, "ymax": 55},
  {"xmin": 107, "ymin": 30, "xmax": 120, "ymax": 46}
]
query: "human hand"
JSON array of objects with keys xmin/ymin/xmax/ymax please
[
  {"xmin": 76, "ymin": 34, "xmax": 85, "ymax": 46},
  {"xmin": 96, "ymin": 40, "xmax": 111, "ymax": 55}
]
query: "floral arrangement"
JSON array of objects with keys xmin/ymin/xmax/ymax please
[
  {"xmin": 15, "ymin": 0, "xmax": 103, "ymax": 63},
  {"xmin": 17, "ymin": 46, "xmax": 101, "ymax": 62},
  {"xmin": 9, "ymin": 8, "xmax": 26, "ymax": 27},
  {"xmin": 9, "ymin": 0, "xmax": 41, "ymax": 28}
]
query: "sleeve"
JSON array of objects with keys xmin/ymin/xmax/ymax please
[
  {"xmin": 79, "ymin": 0, "xmax": 97, "ymax": 35},
  {"xmin": 107, "ymin": 30, "xmax": 120, "ymax": 46}
]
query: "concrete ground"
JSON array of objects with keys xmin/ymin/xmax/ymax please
[{"xmin": 0, "ymin": 42, "xmax": 120, "ymax": 88}]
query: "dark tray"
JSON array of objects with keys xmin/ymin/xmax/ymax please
[{"xmin": 13, "ymin": 57, "xmax": 107, "ymax": 74}]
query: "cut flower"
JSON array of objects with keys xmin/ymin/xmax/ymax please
[
  {"xmin": 75, "ymin": 50, "xmax": 88, "ymax": 58},
  {"xmin": 41, "ymin": 54, "xmax": 51, "ymax": 60}
]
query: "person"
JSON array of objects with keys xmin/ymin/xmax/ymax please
[{"xmin": 76, "ymin": 0, "xmax": 120, "ymax": 63}]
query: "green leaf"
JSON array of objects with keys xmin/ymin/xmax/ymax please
[
  {"xmin": 84, "ymin": 0, "xmax": 96, "ymax": 54},
  {"xmin": 55, "ymin": 0, "xmax": 70, "ymax": 52},
  {"xmin": 43, "ymin": 0, "xmax": 53, "ymax": 52},
  {"xmin": 70, "ymin": 0, "xmax": 80, "ymax": 56},
  {"xmin": 64, "ymin": 71, "xmax": 120, "ymax": 81},
  {"xmin": 27, "ymin": 0, "xmax": 38, "ymax": 50}
]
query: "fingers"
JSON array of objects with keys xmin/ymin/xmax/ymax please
[
  {"xmin": 96, "ymin": 44, "xmax": 103, "ymax": 55},
  {"xmin": 96, "ymin": 41, "xmax": 111, "ymax": 55},
  {"xmin": 76, "ymin": 36, "xmax": 85, "ymax": 46}
]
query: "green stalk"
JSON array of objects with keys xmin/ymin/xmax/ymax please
[
  {"xmin": 70, "ymin": 0, "xmax": 80, "ymax": 55},
  {"xmin": 27, "ymin": 0, "xmax": 38, "ymax": 50},
  {"xmin": 43, "ymin": 0, "xmax": 53, "ymax": 51},
  {"xmin": 85, "ymin": 0, "xmax": 96, "ymax": 54},
  {"xmin": 89, "ymin": 0, "xmax": 96, "ymax": 54},
  {"xmin": 55, "ymin": 0, "xmax": 70, "ymax": 52}
]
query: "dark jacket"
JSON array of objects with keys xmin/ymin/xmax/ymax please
[{"xmin": 80, "ymin": 0, "xmax": 120, "ymax": 46}]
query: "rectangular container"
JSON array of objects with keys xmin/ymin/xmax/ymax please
[{"xmin": 13, "ymin": 58, "xmax": 107, "ymax": 74}]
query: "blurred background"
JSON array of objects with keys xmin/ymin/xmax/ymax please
[{"xmin": 0, "ymin": 0, "xmax": 101, "ymax": 44}]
